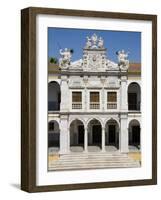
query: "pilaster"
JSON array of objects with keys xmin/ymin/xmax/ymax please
[
  {"xmin": 60, "ymin": 75, "xmax": 69, "ymax": 112},
  {"xmin": 120, "ymin": 75, "xmax": 128, "ymax": 111},
  {"xmin": 59, "ymin": 115, "xmax": 69, "ymax": 154},
  {"xmin": 120, "ymin": 114, "xmax": 129, "ymax": 153}
]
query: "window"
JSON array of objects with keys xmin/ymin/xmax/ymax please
[
  {"xmin": 108, "ymin": 92, "xmax": 117, "ymax": 102},
  {"xmin": 90, "ymin": 92, "xmax": 100, "ymax": 109},
  {"xmin": 72, "ymin": 92, "xmax": 82, "ymax": 109},
  {"xmin": 107, "ymin": 92, "xmax": 117, "ymax": 109},
  {"xmin": 48, "ymin": 122, "xmax": 54, "ymax": 131},
  {"xmin": 72, "ymin": 92, "xmax": 82, "ymax": 102},
  {"xmin": 90, "ymin": 92, "xmax": 99, "ymax": 102}
]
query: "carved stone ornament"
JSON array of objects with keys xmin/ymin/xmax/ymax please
[{"xmin": 85, "ymin": 33, "xmax": 104, "ymax": 49}]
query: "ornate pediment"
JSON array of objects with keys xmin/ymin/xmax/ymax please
[
  {"xmin": 59, "ymin": 34, "xmax": 129, "ymax": 73},
  {"xmin": 69, "ymin": 59, "xmax": 83, "ymax": 71},
  {"xmin": 106, "ymin": 60, "xmax": 119, "ymax": 71}
]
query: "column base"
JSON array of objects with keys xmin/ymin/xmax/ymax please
[
  {"xmin": 120, "ymin": 149, "xmax": 129, "ymax": 153},
  {"xmin": 59, "ymin": 149, "xmax": 70, "ymax": 155},
  {"xmin": 101, "ymin": 148, "xmax": 106, "ymax": 153}
]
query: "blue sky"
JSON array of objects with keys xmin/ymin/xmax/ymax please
[{"xmin": 48, "ymin": 27, "xmax": 141, "ymax": 63}]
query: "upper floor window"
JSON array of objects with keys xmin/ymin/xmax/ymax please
[
  {"xmin": 128, "ymin": 83, "xmax": 141, "ymax": 111},
  {"xmin": 107, "ymin": 92, "xmax": 117, "ymax": 109},
  {"xmin": 72, "ymin": 92, "xmax": 82, "ymax": 109},
  {"xmin": 90, "ymin": 92, "xmax": 100, "ymax": 109}
]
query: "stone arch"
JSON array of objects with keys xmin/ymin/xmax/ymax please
[
  {"xmin": 48, "ymin": 120, "xmax": 60, "ymax": 152},
  {"xmin": 69, "ymin": 118, "xmax": 85, "ymax": 129},
  {"xmin": 87, "ymin": 118, "xmax": 102, "ymax": 150},
  {"xmin": 70, "ymin": 119, "xmax": 85, "ymax": 152},
  {"xmin": 48, "ymin": 81, "xmax": 61, "ymax": 111},
  {"xmin": 128, "ymin": 119, "xmax": 141, "ymax": 150},
  {"xmin": 86, "ymin": 117, "xmax": 104, "ymax": 128},
  {"xmin": 128, "ymin": 82, "xmax": 141, "ymax": 111},
  {"xmin": 105, "ymin": 119, "xmax": 119, "ymax": 149},
  {"xmin": 104, "ymin": 117, "xmax": 120, "ymax": 128}
]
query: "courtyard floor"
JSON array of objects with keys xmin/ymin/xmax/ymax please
[{"xmin": 48, "ymin": 145, "xmax": 141, "ymax": 169}]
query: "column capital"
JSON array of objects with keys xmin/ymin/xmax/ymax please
[
  {"xmin": 61, "ymin": 75, "xmax": 68, "ymax": 81},
  {"xmin": 121, "ymin": 75, "xmax": 128, "ymax": 81}
]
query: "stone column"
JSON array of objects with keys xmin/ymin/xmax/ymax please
[
  {"xmin": 101, "ymin": 76, "xmax": 106, "ymax": 111},
  {"xmin": 60, "ymin": 75, "xmax": 69, "ymax": 112},
  {"xmin": 101, "ymin": 127, "xmax": 105, "ymax": 152},
  {"xmin": 101, "ymin": 88, "xmax": 105, "ymax": 111},
  {"xmin": 83, "ymin": 76, "xmax": 88, "ymax": 111},
  {"xmin": 84, "ymin": 127, "xmax": 88, "ymax": 152},
  {"xmin": 120, "ymin": 114, "xmax": 128, "ymax": 153},
  {"xmin": 59, "ymin": 115, "xmax": 69, "ymax": 154},
  {"xmin": 120, "ymin": 75, "xmax": 128, "ymax": 111}
]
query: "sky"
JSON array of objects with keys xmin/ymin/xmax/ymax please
[{"xmin": 48, "ymin": 27, "xmax": 141, "ymax": 63}]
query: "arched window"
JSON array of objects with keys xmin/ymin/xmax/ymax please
[
  {"xmin": 48, "ymin": 81, "xmax": 61, "ymax": 111},
  {"xmin": 128, "ymin": 82, "xmax": 141, "ymax": 111}
]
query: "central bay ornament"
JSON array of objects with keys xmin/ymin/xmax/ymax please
[
  {"xmin": 85, "ymin": 33, "xmax": 105, "ymax": 49},
  {"xmin": 59, "ymin": 33, "xmax": 129, "ymax": 72}
]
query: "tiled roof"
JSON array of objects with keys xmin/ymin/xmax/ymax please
[
  {"xmin": 128, "ymin": 63, "xmax": 141, "ymax": 74},
  {"xmin": 48, "ymin": 62, "xmax": 60, "ymax": 73}
]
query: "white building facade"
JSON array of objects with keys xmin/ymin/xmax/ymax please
[{"xmin": 48, "ymin": 34, "xmax": 141, "ymax": 155}]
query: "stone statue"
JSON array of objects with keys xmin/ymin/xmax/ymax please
[
  {"xmin": 85, "ymin": 33, "xmax": 104, "ymax": 49},
  {"xmin": 98, "ymin": 37, "xmax": 104, "ymax": 48},
  {"xmin": 91, "ymin": 33, "xmax": 98, "ymax": 46},
  {"xmin": 116, "ymin": 50, "xmax": 129, "ymax": 70},
  {"xmin": 59, "ymin": 48, "xmax": 72, "ymax": 69},
  {"xmin": 85, "ymin": 37, "xmax": 92, "ymax": 48}
]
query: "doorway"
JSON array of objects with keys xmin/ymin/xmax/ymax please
[
  {"xmin": 78, "ymin": 125, "xmax": 84, "ymax": 145},
  {"xmin": 92, "ymin": 125, "xmax": 102, "ymax": 144},
  {"xmin": 132, "ymin": 126, "xmax": 140, "ymax": 145},
  {"xmin": 108, "ymin": 125, "xmax": 116, "ymax": 145}
]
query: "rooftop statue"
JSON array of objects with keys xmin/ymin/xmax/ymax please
[
  {"xmin": 85, "ymin": 37, "xmax": 92, "ymax": 48},
  {"xmin": 116, "ymin": 50, "xmax": 129, "ymax": 70},
  {"xmin": 85, "ymin": 33, "xmax": 104, "ymax": 49},
  {"xmin": 98, "ymin": 37, "xmax": 104, "ymax": 48},
  {"xmin": 59, "ymin": 48, "xmax": 72, "ymax": 69}
]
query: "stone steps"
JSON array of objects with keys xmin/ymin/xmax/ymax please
[
  {"xmin": 54, "ymin": 158, "xmax": 135, "ymax": 164},
  {"xmin": 57, "ymin": 154, "xmax": 128, "ymax": 160},
  {"xmin": 49, "ymin": 164, "xmax": 139, "ymax": 171},
  {"xmin": 49, "ymin": 152, "xmax": 140, "ymax": 171}
]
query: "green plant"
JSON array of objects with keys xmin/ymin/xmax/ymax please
[{"xmin": 50, "ymin": 57, "xmax": 58, "ymax": 64}]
